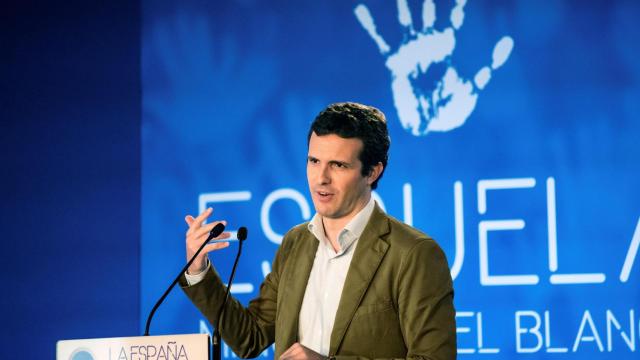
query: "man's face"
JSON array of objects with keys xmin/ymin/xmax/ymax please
[{"xmin": 307, "ymin": 132, "xmax": 374, "ymax": 222}]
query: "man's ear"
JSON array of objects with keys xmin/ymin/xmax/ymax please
[{"xmin": 366, "ymin": 162, "xmax": 384, "ymax": 186}]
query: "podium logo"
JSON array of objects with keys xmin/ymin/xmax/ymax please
[
  {"xmin": 69, "ymin": 348, "xmax": 94, "ymax": 360},
  {"xmin": 355, "ymin": 0, "xmax": 514, "ymax": 136}
]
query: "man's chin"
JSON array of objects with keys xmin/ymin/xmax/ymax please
[
  {"xmin": 318, "ymin": 210, "xmax": 350, "ymax": 220},
  {"xmin": 314, "ymin": 206, "xmax": 336, "ymax": 219},
  {"xmin": 315, "ymin": 209, "xmax": 332, "ymax": 218}
]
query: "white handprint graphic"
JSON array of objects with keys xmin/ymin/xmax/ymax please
[{"xmin": 355, "ymin": 0, "xmax": 514, "ymax": 136}]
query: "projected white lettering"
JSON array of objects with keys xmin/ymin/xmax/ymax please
[
  {"xmin": 199, "ymin": 176, "xmax": 638, "ymax": 288},
  {"xmin": 512, "ymin": 309, "xmax": 637, "ymax": 354}
]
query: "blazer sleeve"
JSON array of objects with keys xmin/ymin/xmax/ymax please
[
  {"xmin": 179, "ymin": 233, "xmax": 294, "ymax": 358},
  {"xmin": 398, "ymin": 239, "xmax": 457, "ymax": 360}
]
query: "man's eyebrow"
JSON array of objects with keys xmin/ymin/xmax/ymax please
[{"xmin": 329, "ymin": 160, "xmax": 352, "ymax": 167}]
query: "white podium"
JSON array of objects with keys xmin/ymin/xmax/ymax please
[{"xmin": 56, "ymin": 333, "xmax": 210, "ymax": 360}]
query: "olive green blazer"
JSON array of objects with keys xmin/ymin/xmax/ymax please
[{"xmin": 181, "ymin": 205, "xmax": 456, "ymax": 360}]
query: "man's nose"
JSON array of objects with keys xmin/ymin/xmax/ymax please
[{"xmin": 317, "ymin": 164, "xmax": 331, "ymax": 184}]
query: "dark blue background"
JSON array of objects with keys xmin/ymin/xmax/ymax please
[{"xmin": 1, "ymin": 1, "xmax": 140, "ymax": 358}]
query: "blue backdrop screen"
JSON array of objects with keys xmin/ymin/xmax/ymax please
[{"xmin": 141, "ymin": 1, "xmax": 640, "ymax": 358}]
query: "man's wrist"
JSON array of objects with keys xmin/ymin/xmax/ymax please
[
  {"xmin": 184, "ymin": 258, "xmax": 210, "ymax": 286},
  {"xmin": 187, "ymin": 258, "xmax": 208, "ymax": 275}
]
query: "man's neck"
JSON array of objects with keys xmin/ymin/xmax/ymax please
[{"xmin": 322, "ymin": 195, "xmax": 371, "ymax": 252}]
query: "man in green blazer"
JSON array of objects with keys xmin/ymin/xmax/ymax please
[{"xmin": 180, "ymin": 103, "xmax": 456, "ymax": 360}]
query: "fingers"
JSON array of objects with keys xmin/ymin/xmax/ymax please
[
  {"xmin": 194, "ymin": 230, "xmax": 232, "ymax": 244},
  {"xmin": 185, "ymin": 208, "xmax": 228, "ymax": 239},
  {"xmin": 354, "ymin": 4, "xmax": 391, "ymax": 54},
  {"xmin": 474, "ymin": 67, "xmax": 491, "ymax": 90},
  {"xmin": 422, "ymin": 0, "xmax": 436, "ymax": 31},
  {"xmin": 185, "ymin": 209, "xmax": 229, "ymax": 257},
  {"xmin": 187, "ymin": 230, "xmax": 231, "ymax": 253},
  {"xmin": 491, "ymin": 36, "xmax": 514, "ymax": 70},
  {"xmin": 397, "ymin": 0, "xmax": 415, "ymax": 35},
  {"xmin": 279, "ymin": 343, "xmax": 322, "ymax": 360},
  {"xmin": 279, "ymin": 343, "xmax": 300, "ymax": 360},
  {"xmin": 209, "ymin": 231, "xmax": 232, "ymax": 242},
  {"xmin": 473, "ymin": 36, "xmax": 514, "ymax": 90},
  {"xmin": 184, "ymin": 207, "xmax": 233, "ymax": 274},
  {"xmin": 187, "ymin": 207, "xmax": 213, "ymax": 234},
  {"xmin": 450, "ymin": 0, "xmax": 467, "ymax": 30},
  {"xmin": 186, "ymin": 230, "xmax": 231, "ymax": 272},
  {"xmin": 202, "ymin": 241, "xmax": 230, "ymax": 254},
  {"xmin": 190, "ymin": 220, "xmax": 228, "ymax": 240}
]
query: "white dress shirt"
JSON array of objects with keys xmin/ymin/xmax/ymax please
[
  {"xmin": 298, "ymin": 197, "xmax": 376, "ymax": 356},
  {"xmin": 185, "ymin": 197, "xmax": 378, "ymax": 357}
]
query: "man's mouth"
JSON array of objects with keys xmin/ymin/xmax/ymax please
[{"xmin": 316, "ymin": 190, "xmax": 334, "ymax": 199}]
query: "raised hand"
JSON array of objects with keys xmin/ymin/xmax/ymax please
[
  {"xmin": 355, "ymin": 0, "xmax": 514, "ymax": 136},
  {"xmin": 184, "ymin": 207, "xmax": 231, "ymax": 274}
]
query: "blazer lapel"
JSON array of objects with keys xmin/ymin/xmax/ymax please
[
  {"xmin": 329, "ymin": 205, "xmax": 390, "ymax": 355},
  {"xmin": 277, "ymin": 230, "xmax": 318, "ymax": 350}
]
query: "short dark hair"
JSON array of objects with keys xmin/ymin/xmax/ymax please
[{"xmin": 307, "ymin": 102, "xmax": 390, "ymax": 189}]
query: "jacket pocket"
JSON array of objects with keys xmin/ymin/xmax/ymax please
[
  {"xmin": 341, "ymin": 300, "xmax": 406, "ymax": 357},
  {"xmin": 353, "ymin": 300, "xmax": 395, "ymax": 318}
]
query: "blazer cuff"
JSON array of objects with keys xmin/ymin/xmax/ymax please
[{"xmin": 184, "ymin": 258, "xmax": 211, "ymax": 286}]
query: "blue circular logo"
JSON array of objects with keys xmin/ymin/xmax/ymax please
[{"xmin": 70, "ymin": 349, "xmax": 94, "ymax": 360}]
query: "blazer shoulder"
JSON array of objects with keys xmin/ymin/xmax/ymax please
[
  {"xmin": 382, "ymin": 212, "xmax": 441, "ymax": 251},
  {"xmin": 280, "ymin": 221, "xmax": 312, "ymax": 249},
  {"xmin": 283, "ymin": 221, "xmax": 309, "ymax": 239},
  {"xmin": 381, "ymin": 213, "xmax": 452, "ymax": 277}
]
